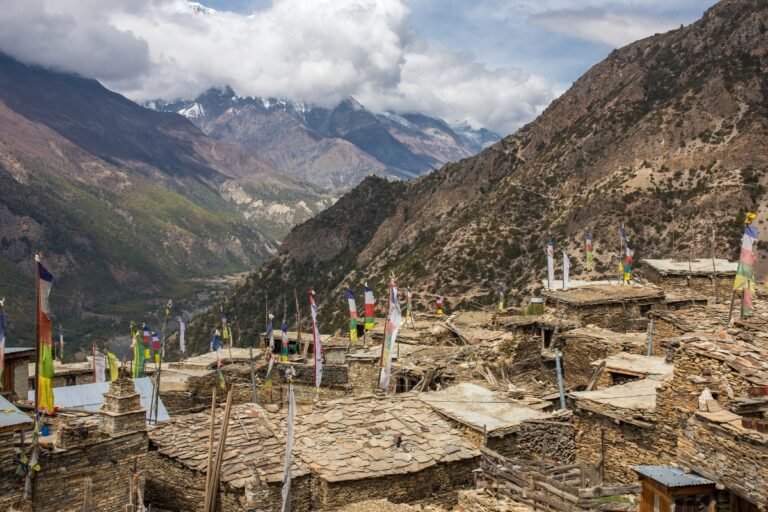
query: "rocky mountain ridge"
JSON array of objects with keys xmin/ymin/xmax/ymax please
[
  {"xmin": 150, "ymin": 88, "xmax": 499, "ymax": 190},
  {"xmin": 0, "ymin": 53, "xmax": 332, "ymax": 344},
  {"xmin": 185, "ymin": 0, "xmax": 768, "ymax": 353}
]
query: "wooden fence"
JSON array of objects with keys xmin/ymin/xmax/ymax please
[{"xmin": 476, "ymin": 447, "xmax": 638, "ymax": 512}]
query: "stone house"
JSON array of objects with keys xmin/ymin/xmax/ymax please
[
  {"xmin": 570, "ymin": 376, "xmax": 674, "ymax": 484},
  {"xmin": 418, "ymin": 383, "xmax": 573, "ymax": 464},
  {"xmin": 1, "ymin": 378, "xmax": 148, "ymax": 511},
  {"xmin": 543, "ymin": 284, "xmax": 665, "ymax": 332},
  {"xmin": 146, "ymin": 402, "xmax": 311, "ymax": 512},
  {"xmin": 557, "ymin": 327, "xmax": 650, "ymax": 388},
  {"xmin": 641, "ymin": 258, "xmax": 736, "ymax": 298},
  {"xmin": 590, "ymin": 352, "xmax": 673, "ymax": 389},
  {"xmin": 292, "ymin": 394, "xmax": 480, "ymax": 509},
  {"xmin": 677, "ymin": 409, "xmax": 767, "ymax": 511},
  {"xmin": 1, "ymin": 346, "xmax": 34, "ymax": 400}
]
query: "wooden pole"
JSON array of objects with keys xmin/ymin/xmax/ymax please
[
  {"xmin": 711, "ymin": 227, "xmax": 720, "ymax": 302},
  {"xmin": 727, "ymin": 289, "xmax": 737, "ymax": 325},
  {"xmin": 206, "ymin": 388, "xmax": 234, "ymax": 512},
  {"xmin": 25, "ymin": 258, "xmax": 41, "ymax": 502},
  {"xmin": 646, "ymin": 317, "xmax": 654, "ymax": 356},
  {"xmin": 249, "ymin": 347, "xmax": 258, "ymax": 404},
  {"xmin": 554, "ymin": 348, "xmax": 566, "ymax": 410},
  {"xmin": 203, "ymin": 387, "xmax": 217, "ymax": 510}
]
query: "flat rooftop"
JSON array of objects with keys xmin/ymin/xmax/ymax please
[
  {"xmin": 541, "ymin": 279, "xmax": 617, "ymax": 290},
  {"xmin": 561, "ymin": 326, "xmax": 647, "ymax": 346},
  {"xmin": 593, "ymin": 352, "xmax": 673, "ymax": 378},
  {"xmin": 543, "ymin": 284, "xmax": 665, "ymax": 305},
  {"xmin": 570, "ymin": 377, "xmax": 667, "ymax": 411},
  {"xmin": 419, "ymin": 383, "xmax": 550, "ymax": 433},
  {"xmin": 292, "ymin": 395, "xmax": 479, "ymax": 482},
  {"xmin": 643, "ymin": 258, "xmax": 737, "ymax": 276}
]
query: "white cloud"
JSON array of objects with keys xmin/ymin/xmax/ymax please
[
  {"xmin": 0, "ymin": 0, "xmax": 564, "ymax": 134},
  {"xmin": 529, "ymin": 7, "xmax": 681, "ymax": 48}
]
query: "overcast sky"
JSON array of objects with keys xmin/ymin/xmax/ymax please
[{"xmin": 0, "ymin": 0, "xmax": 715, "ymax": 134}]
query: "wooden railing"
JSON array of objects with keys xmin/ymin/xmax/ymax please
[{"xmin": 477, "ymin": 447, "xmax": 639, "ymax": 512}]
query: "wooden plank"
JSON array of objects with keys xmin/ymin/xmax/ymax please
[
  {"xmin": 534, "ymin": 480, "xmax": 579, "ymax": 504},
  {"xmin": 579, "ymin": 484, "xmax": 640, "ymax": 498}
]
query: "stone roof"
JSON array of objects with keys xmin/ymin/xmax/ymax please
[
  {"xmin": 543, "ymin": 284, "xmax": 665, "ymax": 306},
  {"xmin": 672, "ymin": 332, "xmax": 768, "ymax": 385},
  {"xmin": 594, "ymin": 352, "xmax": 673, "ymax": 378},
  {"xmin": 149, "ymin": 402, "xmax": 308, "ymax": 487},
  {"xmin": 570, "ymin": 376, "xmax": 668, "ymax": 412},
  {"xmin": 642, "ymin": 258, "xmax": 737, "ymax": 276},
  {"xmin": 292, "ymin": 394, "xmax": 480, "ymax": 483},
  {"xmin": 170, "ymin": 348, "xmax": 263, "ymax": 369},
  {"xmin": 561, "ymin": 327, "xmax": 646, "ymax": 346},
  {"xmin": 418, "ymin": 383, "xmax": 551, "ymax": 434},
  {"xmin": 650, "ymin": 301, "xmax": 768, "ymax": 332},
  {"xmin": 540, "ymin": 279, "xmax": 618, "ymax": 290}
]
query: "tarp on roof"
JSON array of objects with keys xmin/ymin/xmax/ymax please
[{"xmin": 27, "ymin": 377, "xmax": 169, "ymax": 423}]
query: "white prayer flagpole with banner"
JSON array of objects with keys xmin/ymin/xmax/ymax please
[
  {"xmin": 178, "ymin": 317, "xmax": 186, "ymax": 354},
  {"xmin": 281, "ymin": 367, "xmax": 296, "ymax": 512},
  {"xmin": 563, "ymin": 253, "xmax": 571, "ymax": 290},
  {"xmin": 309, "ymin": 288, "xmax": 323, "ymax": 391},
  {"xmin": 378, "ymin": 278, "xmax": 402, "ymax": 391},
  {"xmin": 0, "ymin": 298, "xmax": 5, "ymax": 383},
  {"xmin": 93, "ymin": 345, "xmax": 106, "ymax": 383},
  {"xmin": 546, "ymin": 238, "xmax": 555, "ymax": 290}
]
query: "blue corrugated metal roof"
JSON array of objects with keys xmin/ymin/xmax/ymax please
[
  {"xmin": 4, "ymin": 347, "xmax": 35, "ymax": 355},
  {"xmin": 27, "ymin": 377, "xmax": 170, "ymax": 423},
  {"xmin": 0, "ymin": 395, "xmax": 33, "ymax": 429},
  {"xmin": 632, "ymin": 466, "xmax": 714, "ymax": 487}
]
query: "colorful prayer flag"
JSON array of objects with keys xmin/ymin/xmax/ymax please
[
  {"xmin": 436, "ymin": 296, "xmax": 443, "ymax": 316},
  {"xmin": 378, "ymin": 279, "xmax": 402, "ymax": 390},
  {"xmin": 584, "ymin": 230, "xmax": 593, "ymax": 271},
  {"xmin": 152, "ymin": 332, "xmax": 161, "ymax": 366},
  {"xmin": 221, "ymin": 313, "xmax": 231, "ymax": 343},
  {"xmin": 281, "ymin": 321, "xmax": 289, "ymax": 363},
  {"xmin": 498, "ymin": 285, "xmax": 504, "ymax": 311},
  {"xmin": 546, "ymin": 238, "xmax": 555, "ymax": 290},
  {"xmin": 0, "ymin": 308, "xmax": 5, "ymax": 383},
  {"xmin": 36, "ymin": 259, "xmax": 55, "ymax": 414},
  {"xmin": 364, "ymin": 284, "xmax": 375, "ymax": 330},
  {"xmin": 107, "ymin": 351, "xmax": 119, "ymax": 381},
  {"xmin": 623, "ymin": 238, "xmax": 634, "ymax": 283},
  {"xmin": 131, "ymin": 325, "xmax": 145, "ymax": 378},
  {"xmin": 212, "ymin": 328, "xmax": 225, "ymax": 389},
  {"xmin": 563, "ymin": 253, "xmax": 571, "ymax": 289},
  {"xmin": 309, "ymin": 289, "xmax": 323, "ymax": 389},
  {"xmin": 734, "ymin": 215, "xmax": 759, "ymax": 318},
  {"xmin": 346, "ymin": 288, "xmax": 358, "ymax": 343},
  {"xmin": 406, "ymin": 287, "xmax": 413, "ymax": 320},
  {"xmin": 142, "ymin": 325, "xmax": 151, "ymax": 363}
]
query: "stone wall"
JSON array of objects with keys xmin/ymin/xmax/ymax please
[
  {"xmin": 488, "ymin": 419, "xmax": 575, "ymax": 465},
  {"xmin": 573, "ymin": 410, "xmax": 672, "ymax": 485},
  {"xmin": 312, "ymin": 456, "xmax": 479, "ymax": 510},
  {"xmin": 677, "ymin": 414, "xmax": 768, "ymax": 509},
  {"xmin": 144, "ymin": 450, "xmax": 312, "ymax": 512},
  {"xmin": 348, "ymin": 360, "xmax": 379, "ymax": 393},
  {"xmin": 0, "ymin": 429, "xmax": 26, "ymax": 511},
  {"xmin": 655, "ymin": 344, "xmax": 758, "ymax": 459},
  {"xmin": 557, "ymin": 335, "xmax": 649, "ymax": 389},
  {"xmin": 644, "ymin": 270, "xmax": 730, "ymax": 298},
  {"xmin": 560, "ymin": 302, "xmax": 656, "ymax": 332}
]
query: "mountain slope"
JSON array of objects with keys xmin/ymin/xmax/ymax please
[
  {"xmin": 185, "ymin": 0, "xmax": 768, "ymax": 352},
  {"xmin": 0, "ymin": 54, "xmax": 331, "ymax": 345},
  {"xmin": 151, "ymin": 89, "xmax": 499, "ymax": 190}
]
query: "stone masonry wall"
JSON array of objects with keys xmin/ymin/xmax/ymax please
[
  {"xmin": 645, "ymin": 271, "xmax": 731, "ymax": 298},
  {"xmin": 558, "ymin": 336, "xmax": 649, "ymax": 389},
  {"xmin": 313, "ymin": 456, "xmax": 479, "ymax": 510},
  {"xmin": 348, "ymin": 360, "xmax": 380, "ymax": 393},
  {"xmin": 573, "ymin": 411, "xmax": 672, "ymax": 485},
  {"xmin": 144, "ymin": 450, "xmax": 312, "ymax": 512},
  {"xmin": 677, "ymin": 415, "xmax": 768, "ymax": 509},
  {"xmin": 489, "ymin": 419, "xmax": 575, "ymax": 465},
  {"xmin": 562, "ymin": 303, "xmax": 654, "ymax": 332},
  {"xmin": 655, "ymin": 345, "xmax": 758, "ymax": 460}
]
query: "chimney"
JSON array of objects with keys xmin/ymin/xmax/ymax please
[{"xmin": 100, "ymin": 378, "xmax": 146, "ymax": 435}]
